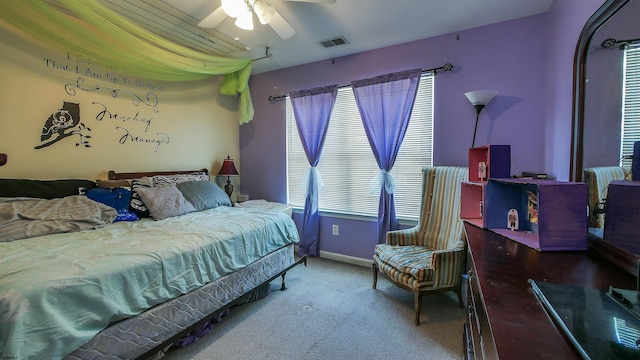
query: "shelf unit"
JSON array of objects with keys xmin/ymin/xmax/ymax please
[
  {"xmin": 460, "ymin": 181, "xmax": 485, "ymax": 228},
  {"xmin": 468, "ymin": 145, "xmax": 511, "ymax": 182},
  {"xmin": 484, "ymin": 178, "xmax": 588, "ymax": 251},
  {"xmin": 460, "ymin": 145, "xmax": 511, "ymax": 228}
]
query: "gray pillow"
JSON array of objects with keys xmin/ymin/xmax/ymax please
[
  {"xmin": 176, "ymin": 181, "xmax": 231, "ymax": 211},
  {"xmin": 0, "ymin": 195, "xmax": 117, "ymax": 242},
  {"xmin": 135, "ymin": 185, "xmax": 196, "ymax": 220}
]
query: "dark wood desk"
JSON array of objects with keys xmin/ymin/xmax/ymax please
[{"xmin": 464, "ymin": 222, "xmax": 636, "ymax": 359}]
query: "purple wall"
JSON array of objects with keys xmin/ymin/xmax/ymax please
[
  {"xmin": 290, "ymin": 213, "xmax": 380, "ymax": 259},
  {"xmin": 240, "ymin": 1, "xmax": 605, "ymax": 260}
]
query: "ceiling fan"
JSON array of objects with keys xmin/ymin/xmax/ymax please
[{"xmin": 198, "ymin": 0, "xmax": 336, "ymax": 40}]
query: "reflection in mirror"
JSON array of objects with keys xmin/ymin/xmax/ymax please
[
  {"xmin": 583, "ymin": 1, "xmax": 639, "ymax": 172},
  {"xmin": 572, "ymin": 0, "xmax": 640, "ymax": 275}
]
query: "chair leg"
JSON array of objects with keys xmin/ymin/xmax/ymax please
[
  {"xmin": 372, "ymin": 263, "xmax": 378, "ymax": 289},
  {"xmin": 414, "ymin": 291, "xmax": 421, "ymax": 326}
]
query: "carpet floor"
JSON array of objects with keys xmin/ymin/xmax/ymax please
[{"xmin": 161, "ymin": 256, "xmax": 466, "ymax": 360}]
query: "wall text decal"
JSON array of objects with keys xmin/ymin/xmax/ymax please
[
  {"xmin": 43, "ymin": 53, "xmax": 165, "ymax": 92},
  {"xmin": 66, "ymin": 77, "xmax": 159, "ymax": 113},
  {"xmin": 92, "ymin": 102, "xmax": 170, "ymax": 153},
  {"xmin": 92, "ymin": 102, "xmax": 153, "ymax": 132},
  {"xmin": 115, "ymin": 127, "xmax": 170, "ymax": 153},
  {"xmin": 37, "ymin": 51, "xmax": 174, "ymax": 153}
]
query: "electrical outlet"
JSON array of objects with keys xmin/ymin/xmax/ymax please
[{"xmin": 332, "ymin": 224, "xmax": 339, "ymax": 236}]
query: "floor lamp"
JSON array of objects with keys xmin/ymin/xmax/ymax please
[{"xmin": 464, "ymin": 90, "xmax": 498, "ymax": 148}]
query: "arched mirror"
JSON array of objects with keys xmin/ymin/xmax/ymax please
[{"xmin": 572, "ymin": 0, "xmax": 640, "ymax": 274}]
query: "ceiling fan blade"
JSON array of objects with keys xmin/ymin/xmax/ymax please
[
  {"xmin": 198, "ymin": 6, "xmax": 227, "ymax": 28},
  {"xmin": 284, "ymin": 0, "xmax": 336, "ymax": 3},
  {"xmin": 269, "ymin": 11, "xmax": 297, "ymax": 40}
]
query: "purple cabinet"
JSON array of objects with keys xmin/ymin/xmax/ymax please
[
  {"xmin": 603, "ymin": 180, "xmax": 640, "ymax": 255},
  {"xmin": 484, "ymin": 178, "xmax": 588, "ymax": 251}
]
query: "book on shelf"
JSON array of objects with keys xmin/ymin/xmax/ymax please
[{"xmin": 520, "ymin": 171, "xmax": 548, "ymax": 179}]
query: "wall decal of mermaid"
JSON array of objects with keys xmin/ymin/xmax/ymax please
[{"xmin": 35, "ymin": 101, "xmax": 92, "ymax": 149}]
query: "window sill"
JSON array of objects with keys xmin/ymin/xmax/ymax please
[{"xmin": 290, "ymin": 207, "xmax": 418, "ymax": 227}]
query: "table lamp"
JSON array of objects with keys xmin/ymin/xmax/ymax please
[{"xmin": 217, "ymin": 155, "xmax": 239, "ymax": 199}]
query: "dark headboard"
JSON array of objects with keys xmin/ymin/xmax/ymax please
[{"xmin": 107, "ymin": 168, "xmax": 209, "ymax": 180}]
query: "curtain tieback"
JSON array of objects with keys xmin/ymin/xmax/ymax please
[
  {"xmin": 301, "ymin": 166, "xmax": 325, "ymax": 192},
  {"xmin": 369, "ymin": 169, "xmax": 395, "ymax": 195}
]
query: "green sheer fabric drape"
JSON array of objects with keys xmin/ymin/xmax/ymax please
[{"xmin": 0, "ymin": 0, "xmax": 254, "ymax": 123}]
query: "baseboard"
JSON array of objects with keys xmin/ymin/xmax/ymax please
[
  {"xmin": 320, "ymin": 251, "xmax": 372, "ymax": 267},
  {"xmin": 294, "ymin": 245, "xmax": 372, "ymax": 267}
]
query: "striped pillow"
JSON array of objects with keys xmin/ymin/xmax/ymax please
[
  {"xmin": 151, "ymin": 172, "xmax": 210, "ymax": 186},
  {"xmin": 130, "ymin": 177, "xmax": 153, "ymax": 217}
]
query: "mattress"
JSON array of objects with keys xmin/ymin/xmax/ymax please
[{"xmin": 0, "ymin": 206, "xmax": 299, "ymax": 360}]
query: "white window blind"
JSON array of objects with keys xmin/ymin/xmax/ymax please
[
  {"xmin": 621, "ymin": 44, "xmax": 640, "ymax": 168},
  {"xmin": 286, "ymin": 74, "xmax": 433, "ymax": 220}
]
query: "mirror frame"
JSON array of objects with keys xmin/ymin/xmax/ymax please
[
  {"xmin": 571, "ymin": 0, "xmax": 639, "ymax": 275},
  {"xmin": 570, "ymin": 0, "xmax": 630, "ymax": 182}
]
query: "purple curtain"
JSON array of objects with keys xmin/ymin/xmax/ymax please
[
  {"xmin": 290, "ymin": 85, "xmax": 338, "ymax": 256},
  {"xmin": 351, "ymin": 69, "xmax": 421, "ymax": 244}
]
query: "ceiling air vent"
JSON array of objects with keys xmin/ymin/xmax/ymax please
[{"xmin": 320, "ymin": 36, "xmax": 349, "ymax": 48}]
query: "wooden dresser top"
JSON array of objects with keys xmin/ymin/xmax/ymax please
[{"xmin": 465, "ymin": 223, "xmax": 636, "ymax": 359}]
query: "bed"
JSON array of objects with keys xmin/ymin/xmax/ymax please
[{"xmin": 0, "ymin": 169, "xmax": 304, "ymax": 360}]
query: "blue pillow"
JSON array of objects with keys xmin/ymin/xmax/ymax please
[
  {"xmin": 176, "ymin": 181, "xmax": 231, "ymax": 211},
  {"xmin": 86, "ymin": 187, "xmax": 139, "ymax": 222}
]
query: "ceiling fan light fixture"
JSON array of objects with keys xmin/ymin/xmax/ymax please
[
  {"xmin": 221, "ymin": 0, "xmax": 244, "ymax": 18},
  {"xmin": 235, "ymin": 8, "xmax": 254, "ymax": 30},
  {"xmin": 253, "ymin": 0, "xmax": 275, "ymax": 25}
]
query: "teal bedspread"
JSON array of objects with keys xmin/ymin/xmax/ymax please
[{"xmin": 0, "ymin": 206, "xmax": 299, "ymax": 360}]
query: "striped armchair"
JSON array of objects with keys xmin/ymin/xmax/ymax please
[
  {"xmin": 584, "ymin": 166, "xmax": 627, "ymax": 229},
  {"xmin": 372, "ymin": 166, "xmax": 468, "ymax": 325}
]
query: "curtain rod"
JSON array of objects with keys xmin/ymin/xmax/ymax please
[
  {"xmin": 600, "ymin": 37, "xmax": 640, "ymax": 49},
  {"xmin": 252, "ymin": 47, "xmax": 272, "ymax": 62},
  {"xmin": 268, "ymin": 62, "xmax": 454, "ymax": 103}
]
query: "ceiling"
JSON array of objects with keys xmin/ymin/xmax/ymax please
[{"xmin": 100, "ymin": 0, "xmax": 555, "ymax": 75}]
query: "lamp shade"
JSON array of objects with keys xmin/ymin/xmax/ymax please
[
  {"xmin": 0, "ymin": 153, "xmax": 6, "ymax": 166},
  {"xmin": 221, "ymin": 0, "xmax": 243, "ymax": 18},
  {"xmin": 218, "ymin": 156, "xmax": 239, "ymax": 176},
  {"xmin": 235, "ymin": 8, "xmax": 254, "ymax": 30},
  {"xmin": 464, "ymin": 90, "xmax": 498, "ymax": 106}
]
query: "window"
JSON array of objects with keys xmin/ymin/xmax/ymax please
[
  {"xmin": 621, "ymin": 44, "xmax": 640, "ymax": 168},
  {"xmin": 286, "ymin": 74, "xmax": 433, "ymax": 221}
]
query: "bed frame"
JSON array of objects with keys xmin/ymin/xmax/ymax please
[
  {"xmin": 107, "ymin": 168, "xmax": 210, "ymax": 180},
  {"xmin": 64, "ymin": 169, "xmax": 307, "ymax": 359}
]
